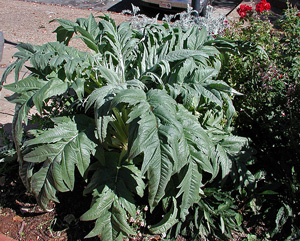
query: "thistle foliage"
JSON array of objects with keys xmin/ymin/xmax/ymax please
[{"xmin": 1, "ymin": 14, "xmax": 255, "ymax": 240}]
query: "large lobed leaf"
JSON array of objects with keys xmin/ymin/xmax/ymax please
[
  {"xmin": 21, "ymin": 116, "xmax": 96, "ymax": 209},
  {"xmin": 80, "ymin": 152, "xmax": 145, "ymax": 239}
]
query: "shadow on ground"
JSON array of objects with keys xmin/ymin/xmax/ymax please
[{"xmin": 23, "ymin": 0, "xmax": 243, "ymax": 15}]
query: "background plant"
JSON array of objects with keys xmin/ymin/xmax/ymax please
[
  {"xmin": 222, "ymin": 1, "xmax": 300, "ymax": 239},
  {"xmin": 0, "ymin": 125, "xmax": 17, "ymax": 174},
  {"xmin": 0, "ymin": 11, "xmax": 257, "ymax": 240}
]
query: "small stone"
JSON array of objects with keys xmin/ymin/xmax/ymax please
[
  {"xmin": 13, "ymin": 215, "xmax": 23, "ymax": 222},
  {"xmin": 0, "ymin": 176, "xmax": 5, "ymax": 186},
  {"xmin": 45, "ymin": 11, "xmax": 55, "ymax": 15}
]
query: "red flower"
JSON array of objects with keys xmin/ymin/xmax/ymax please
[
  {"xmin": 237, "ymin": 4, "xmax": 252, "ymax": 18},
  {"xmin": 297, "ymin": 13, "xmax": 300, "ymax": 16},
  {"xmin": 256, "ymin": 0, "xmax": 271, "ymax": 13}
]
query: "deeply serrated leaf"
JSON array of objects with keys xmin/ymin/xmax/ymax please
[
  {"xmin": 149, "ymin": 197, "xmax": 178, "ymax": 234},
  {"xmin": 85, "ymin": 211, "xmax": 113, "ymax": 239},
  {"xmin": 24, "ymin": 116, "xmax": 96, "ymax": 198},
  {"xmin": 216, "ymin": 144, "xmax": 232, "ymax": 179},
  {"xmin": 4, "ymin": 76, "xmax": 47, "ymax": 93},
  {"xmin": 111, "ymin": 201, "xmax": 135, "ymax": 235},
  {"xmin": 81, "ymin": 187, "xmax": 114, "ymax": 221},
  {"xmin": 32, "ymin": 78, "xmax": 68, "ymax": 114},
  {"xmin": 177, "ymin": 161, "xmax": 202, "ymax": 220}
]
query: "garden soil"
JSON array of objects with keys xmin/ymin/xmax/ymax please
[{"xmin": 0, "ymin": 0, "xmax": 279, "ymax": 240}]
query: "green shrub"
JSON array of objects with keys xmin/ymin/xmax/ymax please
[
  {"xmin": 222, "ymin": 1, "xmax": 300, "ymax": 239},
  {"xmin": 1, "ymin": 13, "xmax": 255, "ymax": 240}
]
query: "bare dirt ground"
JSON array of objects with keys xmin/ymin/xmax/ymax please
[{"xmin": 0, "ymin": 0, "xmax": 129, "ymax": 127}]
